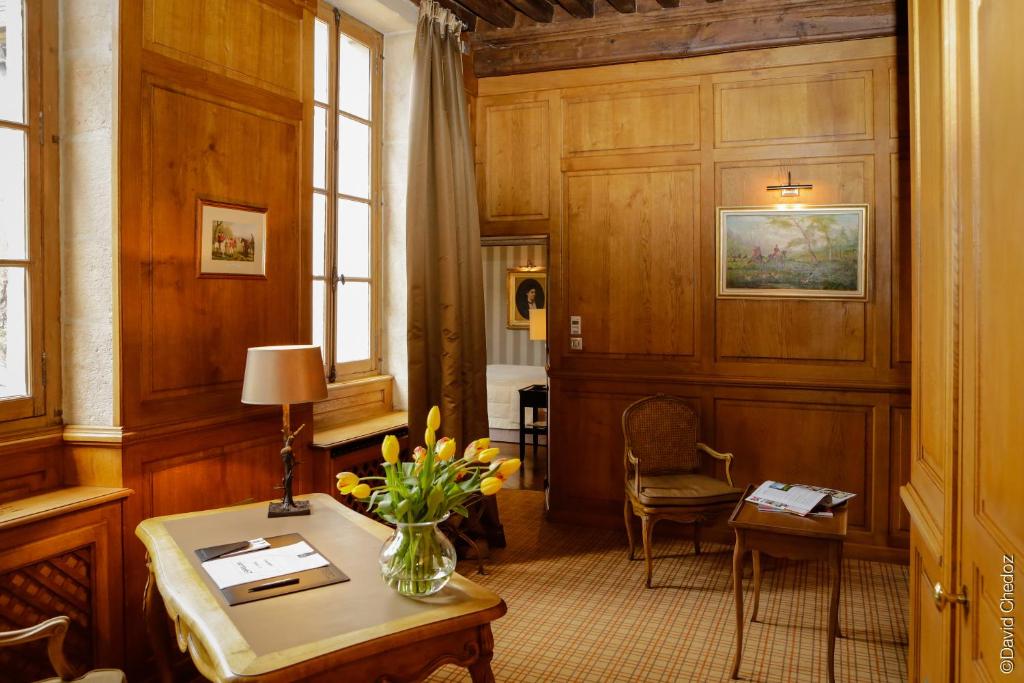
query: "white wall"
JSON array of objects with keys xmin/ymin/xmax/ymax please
[
  {"xmin": 59, "ymin": 0, "xmax": 118, "ymax": 426},
  {"xmin": 381, "ymin": 29, "xmax": 414, "ymax": 409},
  {"xmin": 483, "ymin": 245, "xmax": 547, "ymax": 367}
]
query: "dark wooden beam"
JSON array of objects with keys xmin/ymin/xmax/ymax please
[
  {"xmin": 471, "ymin": 0, "xmax": 898, "ymax": 76},
  {"xmin": 452, "ymin": 0, "xmax": 517, "ymax": 27},
  {"xmin": 606, "ymin": 0, "xmax": 636, "ymax": 12},
  {"xmin": 655, "ymin": 0, "xmax": 679, "ymax": 7},
  {"xmin": 554, "ymin": 0, "xmax": 594, "ymax": 19},
  {"xmin": 503, "ymin": 0, "xmax": 554, "ymax": 22}
]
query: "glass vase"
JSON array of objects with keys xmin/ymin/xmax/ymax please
[{"xmin": 378, "ymin": 514, "xmax": 457, "ymax": 598}]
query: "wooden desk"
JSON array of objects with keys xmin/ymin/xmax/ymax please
[
  {"xmin": 728, "ymin": 485, "xmax": 848, "ymax": 683},
  {"xmin": 136, "ymin": 494, "xmax": 506, "ymax": 682}
]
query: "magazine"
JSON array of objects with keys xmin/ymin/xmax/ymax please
[{"xmin": 747, "ymin": 480, "xmax": 856, "ymax": 517}]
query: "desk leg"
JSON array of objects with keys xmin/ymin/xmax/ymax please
[
  {"xmin": 731, "ymin": 533, "xmax": 745, "ymax": 680},
  {"xmin": 751, "ymin": 550, "xmax": 762, "ymax": 623},
  {"xmin": 143, "ymin": 562, "xmax": 175, "ymax": 683},
  {"xmin": 827, "ymin": 544, "xmax": 843, "ymax": 683},
  {"xmin": 468, "ymin": 624, "xmax": 496, "ymax": 683}
]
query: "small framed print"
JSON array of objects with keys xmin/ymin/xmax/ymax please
[
  {"xmin": 716, "ymin": 204, "xmax": 869, "ymax": 300},
  {"xmin": 507, "ymin": 268, "xmax": 547, "ymax": 330},
  {"xmin": 196, "ymin": 199, "xmax": 268, "ymax": 279}
]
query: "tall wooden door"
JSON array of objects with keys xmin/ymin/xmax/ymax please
[
  {"xmin": 955, "ymin": 0, "xmax": 1024, "ymax": 678},
  {"xmin": 905, "ymin": 0, "xmax": 1024, "ymax": 680},
  {"xmin": 904, "ymin": 0, "xmax": 960, "ymax": 679}
]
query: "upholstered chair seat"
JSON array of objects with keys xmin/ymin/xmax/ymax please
[{"xmin": 630, "ymin": 472, "xmax": 742, "ymax": 507}]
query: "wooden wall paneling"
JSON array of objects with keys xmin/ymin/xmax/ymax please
[
  {"xmin": 477, "ymin": 39, "xmax": 909, "ymax": 561},
  {"xmin": 713, "ymin": 69, "xmax": 874, "ymax": 148},
  {"xmin": 561, "ymin": 82, "xmax": 700, "ymax": 157},
  {"xmin": 714, "ymin": 156, "xmax": 874, "ymax": 365},
  {"xmin": 889, "ymin": 404, "xmax": 910, "ymax": 543},
  {"xmin": 479, "ymin": 96, "xmax": 550, "ymax": 223},
  {"xmin": 142, "ymin": 0, "xmax": 308, "ymax": 98},
  {"xmin": 891, "ymin": 153, "xmax": 912, "ymax": 365},
  {"xmin": 0, "ymin": 496, "xmax": 127, "ymax": 677},
  {"xmin": 564, "ymin": 165, "xmax": 699, "ymax": 359},
  {"xmin": 0, "ymin": 431, "xmax": 63, "ymax": 504}
]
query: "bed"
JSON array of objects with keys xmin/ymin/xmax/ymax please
[{"xmin": 486, "ymin": 364, "xmax": 547, "ymax": 443}]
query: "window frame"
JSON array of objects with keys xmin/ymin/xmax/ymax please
[
  {"xmin": 313, "ymin": 3, "xmax": 383, "ymax": 384},
  {"xmin": 0, "ymin": 0, "xmax": 60, "ymax": 431}
]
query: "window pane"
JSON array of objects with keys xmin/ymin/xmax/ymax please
[
  {"xmin": 337, "ymin": 116, "xmax": 369, "ymax": 199},
  {"xmin": 313, "ymin": 106, "xmax": 327, "ymax": 190},
  {"xmin": 338, "ymin": 35, "xmax": 370, "ymax": 121},
  {"xmin": 0, "ymin": 0, "xmax": 25, "ymax": 123},
  {"xmin": 312, "ymin": 279, "xmax": 326, "ymax": 363},
  {"xmin": 313, "ymin": 19, "xmax": 329, "ymax": 105},
  {"xmin": 336, "ymin": 281, "xmax": 370, "ymax": 363},
  {"xmin": 0, "ymin": 129, "xmax": 27, "ymax": 259},
  {"xmin": 312, "ymin": 193, "xmax": 326, "ymax": 277},
  {"xmin": 337, "ymin": 199, "xmax": 369, "ymax": 278},
  {"xmin": 0, "ymin": 267, "xmax": 28, "ymax": 398}
]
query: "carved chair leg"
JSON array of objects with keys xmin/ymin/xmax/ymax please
[
  {"xmin": 693, "ymin": 520, "xmax": 702, "ymax": 556},
  {"xmin": 623, "ymin": 498, "xmax": 636, "ymax": 560},
  {"xmin": 641, "ymin": 515, "xmax": 655, "ymax": 588}
]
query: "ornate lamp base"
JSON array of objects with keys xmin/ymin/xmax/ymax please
[{"xmin": 267, "ymin": 500, "xmax": 311, "ymax": 518}]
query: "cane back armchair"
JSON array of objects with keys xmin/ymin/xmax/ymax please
[{"xmin": 622, "ymin": 395, "xmax": 743, "ymax": 587}]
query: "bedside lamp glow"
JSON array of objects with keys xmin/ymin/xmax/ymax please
[
  {"xmin": 529, "ymin": 309, "xmax": 547, "ymax": 342},
  {"xmin": 242, "ymin": 345, "xmax": 328, "ymax": 517}
]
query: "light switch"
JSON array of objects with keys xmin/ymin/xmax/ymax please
[
  {"xmin": 569, "ymin": 316, "xmax": 582, "ymax": 335},
  {"xmin": 570, "ymin": 337, "xmax": 583, "ymax": 351}
]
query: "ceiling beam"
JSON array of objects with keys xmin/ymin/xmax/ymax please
[
  {"xmin": 503, "ymin": 0, "xmax": 554, "ymax": 22},
  {"xmin": 655, "ymin": 0, "xmax": 679, "ymax": 7},
  {"xmin": 606, "ymin": 0, "xmax": 636, "ymax": 12},
  {"xmin": 554, "ymin": 0, "xmax": 594, "ymax": 19},
  {"xmin": 452, "ymin": 0, "xmax": 517, "ymax": 27}
]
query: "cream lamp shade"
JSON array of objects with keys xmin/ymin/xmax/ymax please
[
  {"xmin": 241, "ymin": 345, "xmax": 328, "ymax": 405},
  {"xmin": 529, "ymin": 309, "xmax": 546, "ymax": 341}
]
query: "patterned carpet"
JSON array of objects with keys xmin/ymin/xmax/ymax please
[{"xmin": 429, "ymin": 490, "xmax": 908, "ymax": 683}]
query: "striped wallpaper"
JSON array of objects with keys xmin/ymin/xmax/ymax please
[{"xmin": 483, "ymin": 245, "xmax": 547, "ymax": 367}]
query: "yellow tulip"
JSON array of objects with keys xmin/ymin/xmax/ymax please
[
  {"xmin": 427, "ymin": 405, "xmax": 441, "ymax": 431},
  {"xmin": 381, "ymin": 434, "xmax": 400, "ymax": 465},
  {"xmin": 351, "ymin": 483, "xmax": 371, "ymax": 499},
  {"xmin": 425, "ymin": 427, "xmax": 436, "ymax": 450},
  {"xmin": 480, "ymin": 476, "xmax": 503, "ymax": 496},
  {"xmin": 336, "ymin": 471, "xmax": 358, "ymax": 494},
  {"xmin": 477, "ymin": 447, "xmax": 500, "ymax": 464},
  {"xmin": 498, "ymin": 458, "xmax": 521, "ymax": 477},
  {"xmin": 437, "ymin": 438, "xmax": 456, "ymax": 461},
  {"xmin": 463, "ymin": 438, "xmax": 490, "ymax": 460}
]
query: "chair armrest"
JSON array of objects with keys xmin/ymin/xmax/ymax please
[
  {"xmin": 697, "ymin": 442, "xmax": 735, "ymax": 488},
  {"xmin": 624, "ymin": 448, "xmax": 641, "ymax": 495},
  {"xmin": 0, "ymin": 616, "xmax": 76, "ymax": 680}
]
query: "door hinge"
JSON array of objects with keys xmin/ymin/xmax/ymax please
[
  {"xmin": 41, "ymin": 352, "xmax": 47, "ymax": 387},
  {"xmin": 38, "ymin": 111, "xmax": 45, "ymax": 146}
]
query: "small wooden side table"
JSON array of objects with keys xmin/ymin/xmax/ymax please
[{"xmin": 728, "ymin": 485, "xmax": 848, "ymax": 683}]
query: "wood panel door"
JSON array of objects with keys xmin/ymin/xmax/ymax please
[
  {"xmin": 903, "ymin": 0, "xmax": 959, "ymax": 679},
  {"xmin": 956, "ymin": 0, "xmax": 1024, "ymax": 678}
]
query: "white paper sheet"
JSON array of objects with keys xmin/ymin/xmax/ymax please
[{"xmin": 201, "ymin": 541, "xmax": 328, "ymax": 589}]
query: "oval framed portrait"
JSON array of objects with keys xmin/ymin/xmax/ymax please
[{"xmin": 506, "ymin": 268, "xmax": 547, "ymax": 329}]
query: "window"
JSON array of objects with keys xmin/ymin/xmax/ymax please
[
  {"xmin": 312, "ymin": 6, "xmax": 382, "ymax": 383},
  {"xmin": 0, "ymin": 0, "xmax": 58, "ymax": 427}
]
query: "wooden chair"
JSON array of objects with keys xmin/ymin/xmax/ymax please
[
  {"xmin": 0, "ymin": 616, "xmax": 125, "ymax": 683},
  {"xmin": 622, "ymin": 395, "xmax": 743, "ymax": 587}
]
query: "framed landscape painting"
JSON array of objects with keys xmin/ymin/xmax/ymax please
[
  {"xmin": 716, "ymin": 205, "xmax": 868, "ymax": 299},
  {"xmin": 196, "ymin": 199, "xmax": 268, "ymax": 279}
]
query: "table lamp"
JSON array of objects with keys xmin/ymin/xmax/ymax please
[
  {"xmin": 529, "ymin": 308, "xmax": 546, "ymax": 342},
  {"xmin": 241, "ymin": 345, "xmax": 328, "ymax": 517}
]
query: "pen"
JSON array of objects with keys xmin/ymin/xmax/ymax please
[{"xmin": 247, "ymin": 577, "xmax": 300, "ymax": 593}]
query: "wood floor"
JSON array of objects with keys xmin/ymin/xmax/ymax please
[{"xmin": 492, "ymin": 441, "xmax": 546, "ymax": 492}]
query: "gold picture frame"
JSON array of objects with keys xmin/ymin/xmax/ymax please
[
  {"xmin": 716, "ymin": 204, "xmax": 869, "ymax": 300},
  {"xmin": 196, "ymin": 198, "xmax": 268, "ymax": 279},
  {"xmin": 507, "ymin": 268, "xmax": 547, "ymax": 330}
]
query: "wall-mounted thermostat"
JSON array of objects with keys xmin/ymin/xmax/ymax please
[
  {"xmin": 569, "ymin": 316, "xmax": 582, "ymax": 335},
  {"xmin": 569, "ymin": 337, "xmax": 583, "ymax": 351}
]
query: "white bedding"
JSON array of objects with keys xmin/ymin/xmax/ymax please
[{"xmin": 486, "ymin": 364, "xmax": 547, "ymax": 431}]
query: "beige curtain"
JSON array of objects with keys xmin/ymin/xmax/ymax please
[{"xmin": 406, "ymin": 0, "xmax": 489, "ymax": 452}]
